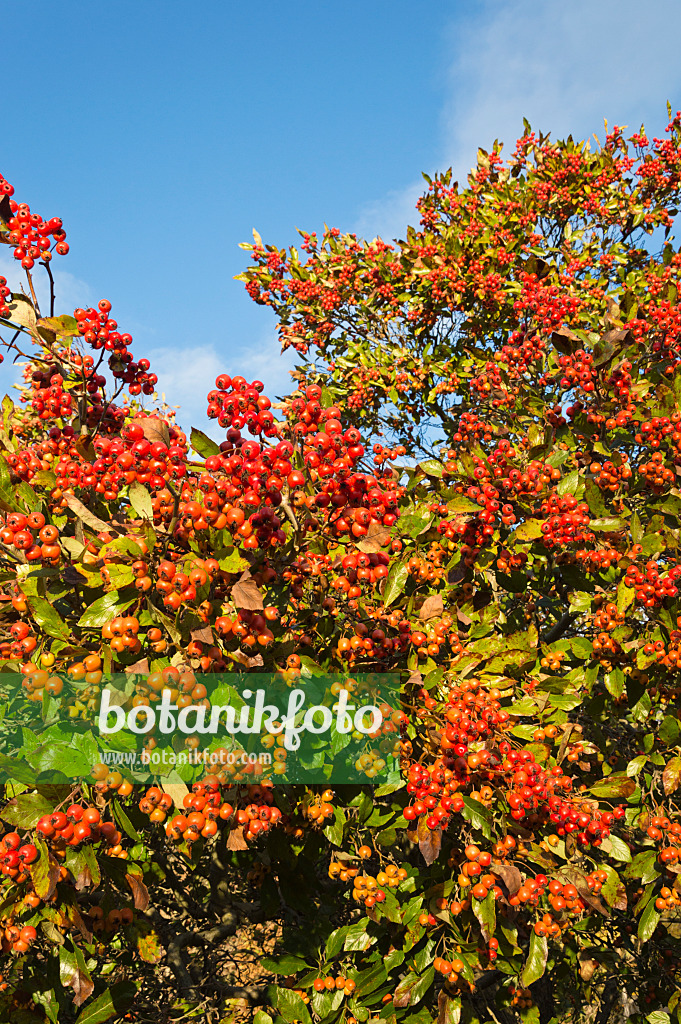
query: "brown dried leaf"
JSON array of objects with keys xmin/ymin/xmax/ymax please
[
  {"xmin": 74, "ymin": 865, "xmax": 93, "ymax": 891},
  {"xmin": 551, "ymin": 327, "xmax": 580, "ymax": 355},
  {"xmin": 65, "ymin": 494, "xmax": 116, "ymax": 535},
  {"xmin": 70, "ymin": 906, "xmax": 92, "ymax": 943},
  {"xmin": 357, "ymin": 524, "xmax": 391, "ymax": 553},
  {"xmin": 126, "ymin": 872, "xmax": 150, "ymax": 911},
  {"xmin": 437, "ymin": 990, "xmax": 462, "ymax": 1024},
  {"xmin": 417, "ymin": 816, "xmax": 441, "ymax": 865},
  {"xmin": 130, "ymin": 416, "xmax": 170, "ymax": 446},
  {"xmin": 226, "ymin": 826, "xmax": 249, "ymax": 851},
  {"xmin": 230, "ymin": 649, "xmax": 264, "ymax": 669},
  {"xmin": 75, "ymin": 435, "xmax": 97, "ymax": 463},
  {"xmin": 420, "ymin": 595, "xmax": 444, "ymax": 620},
  {"xmin": 232, "ymin": 571, "xmax": 264, "ymax": 610},
  {"xmin": 663, "ymin": 756, "xmax": 681, "ymax": 795},
  {"xmin": 492, "ymin": 862, "xmax": 522, "ymax": 897},
  {"xmin": 162, "ymin": 781, "xmax": 189, "ymax": 808},
  {"xmin": 579, "ymin": 958, "xmax": 598, "ymax": 982},
  {"xmin": 191, "ymin": 624, "xmax": 214, "ymax": 645},
  {"xmin": 125, "ymin": 657, "xmax": 150, "ymax": 676}
]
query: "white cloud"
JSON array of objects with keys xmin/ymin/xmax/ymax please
[
  {"xmin": 355, "ymin": 0, "xmax": 681, "ymax": 242},
  {"xmin": 147, "ymin": 330, "xmax": 297, "ymax": 441},
  {"xmin": 0, "ymin": 252, "xmax": 93, "ymax": 317}
]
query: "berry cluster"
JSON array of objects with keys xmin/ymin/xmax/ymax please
[
  {"xmin": 0, "ymin": 172, "xmax": 68, "ymax": 269},
  {"xmin": 539, "ymin": 494, "xmax": 593, "ymax": 548},
  {"xmin": 557, "ymin": 350, "xmax": 597, "ymax": 392},
  {"xmin": 74, "ymin": 302, "xmax": 158, "ymax": 396},
  {"xmin": 0, "ymin": 512, "xmax": 61, "ymax": 565},
  {"xmin": 36, "ymin": 804, "xmax": 124, "ymax": 854},
  {"xmin": 207, "ymin": 375, "xmax": 275, "ymax": 435},
  {"xmin": 625, "ymin": 559, "xmax": 681, "ymax": 608}
]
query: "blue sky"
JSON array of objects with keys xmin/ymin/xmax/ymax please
[{"xmin": 2, "ymin": 0, "xmax": 681, "ymax": 437}]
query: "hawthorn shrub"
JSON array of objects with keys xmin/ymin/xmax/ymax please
[{"xmin": 0, "ymin": 110, "xmax": 681, "ymax": 1024}]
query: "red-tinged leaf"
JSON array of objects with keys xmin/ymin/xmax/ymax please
[
  {"xmin": 588, "ymin": 773, "xmax": 636, "ymax": 799},
  {"xmin": 393, "ymin": 967, "xmax": 434, "ymax": 1008},
  {"xmin": 437, "ymin": 992, "xmax": 461, "ymax": 1024},
  {"xmin": 663, "ymin": 756, "xmax": 681, "ymax": 795},
  {"xmin": 138, "ymin": 929, "xmax": 164, "ymax": 963},
  {"xmin": 232, "ymin": 571, "xmax": 264, "ymax": 610},
  {"xmin": 60, "ymin": 945, "xmax": 94, "ymax": 1008},
  {"xmin": 126, "ymin": 872, "xmax": 149, "ymax": 911},
  {"xmin": 1, "ymin": 792, "xmax": 55, "ymax": 828},
  {"xmin": 70, "ymin": 906, "xmax": 93, "ymax": 943},
  {"xmin": 419, "ymin": 826, "xmax": 442, "ymax": 866},
  {"xmin": 30, "ymin": 840, "xmax": 60, "ymax": 900}
]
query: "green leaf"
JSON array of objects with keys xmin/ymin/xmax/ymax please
[
  {"xmin": 103, "ymin": 564, "xmax": 135, "ymax": 591},
  {"xmin": 588, "ymin": 774, "xmax": 636, "ymax": 799},
  {"xmin": 590, "ymin": 517, "xmax": 626, "ymax": 532},
  {"xmin": 73, "ymin": 982, "xmax": 137, "ymax": 1024},
  {"xmin": 1, "ymin": 791, "xmax": 55, "ymax": 828},
  {"xmin": 325, "ymin": 926, "xmax": 348, "ymax": 959},
  {"xmin": 446, "ymin": 496, "xmax": 482, "ymax": 513},
  {"xmin": 30, "ymin": 839, "xmax": 59, "ymax": 900},
  {"xmin": 191, "ymin": 428, "xmax": 220, "ymax": 459},
  {"xmin": 514, "ymin": 519, "xmax": 544, "ymax": 541},
  {"xmin": 271, "ymin": 985, "xmax": 312, "ymax": 1024},
  {"xmin": 557, "ymin": 469, "xmax": 579, "ymax": 496},
  {"xmin": 383, "ymin": 559, "xmax": 408, "ymax": 607},
  {"xmin": 638, "ymin": 897, "xmax": 660, "ymax": 944},
  {"xmin": 112, "ymin": 801, "xmax": 141, "ymax": 842},
  {"xmin": 344, "ymin": 919, "xmax": 375, "ymax": 951},
  {"xmin": 568, "ymin": 591, "xmax": 592, "ymax": 612},
  {"xmin": 128, "ymin": 481, "xmax": 153, "ymax": 521},
  {"xmin": 260, "ymin": 955, "xmax": 309, "ymax": 975},
  {"xmin": 585, "ymin": 479, "xmax": 607, "ymax": 516},
  {"xmin": 219, "ymin": 546, "xmax": 249, "ymax": 573},
  {"xmin": 254, "ymin": 1012, "xmax": 274, "ymax": 1024},
  {"xmin": 27, "ymin": 743, "xmax": 91, "ymax": 779},
  {"xmin": 323, "ymin": 806, "xmax": 346, "ymax": 847},
  {"xmin": 521, "ymin": 930, "xmax": 548, "ymax": 987},
  {"xmin": 418, "ymin": 459, "xmax": 444, "ymax": 478},
  {"xmin": 25, "ymin": 596, "xmax": 71, "ymax": 641},
  {"xmin": 617, "ymin": 581, "xmax": 636, "ymax": 616},
  {"xmin": 602, "ymin": 834, "xmax": 632, "ymax": 863},
  {"xmin": 461, "ymin": 795, "xmax": 492, "ymax": 839},
  {"xmin": 78, "ymin": 589, "xmax": 136, "ymax": 628},
  {"xmin": 393, "ymin": 967, "xmax": 434, "ymax": 1008}
]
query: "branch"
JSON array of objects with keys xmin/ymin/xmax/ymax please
[
  {"xmin": 542, "ymin": 611, "xmax": 577, "ymax": 644},
  {"xmin": 166, "ymin": 921, "xmax": 239, "ymax": 997}
]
